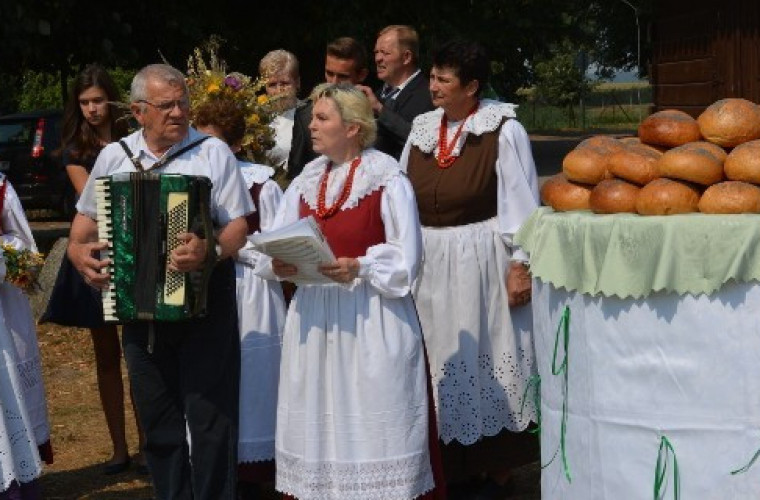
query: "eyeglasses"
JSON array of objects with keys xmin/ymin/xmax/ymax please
[{"xmin": 138, "ymin": 98, "xmax": 190, "ymax": 112}]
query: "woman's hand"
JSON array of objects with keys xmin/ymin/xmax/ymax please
[
  {"xmin": 507, "ymin": 261, "xmax": 531, "ymax": 307},
  {"xmin": 319, "ymin": 258, "xmax": 360, "ymax": 284},
  {"xmin": 272, "ymin": 258, "xmax": 299, "ymax": 278}
]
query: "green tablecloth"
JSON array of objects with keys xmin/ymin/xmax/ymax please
[{"xmin": 514, "ymin": 207, "xmax": 760, "ymax": 298}]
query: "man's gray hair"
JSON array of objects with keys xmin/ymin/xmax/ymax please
[{"xmin": 130, "ymin": 64, "xmax": 188, "ymax": 103}]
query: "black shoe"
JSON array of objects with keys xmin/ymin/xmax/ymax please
[{"xmin": 102, "ymin": 458, "xmax": 131, "ymax": 475}]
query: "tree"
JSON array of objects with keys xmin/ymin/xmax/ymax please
[{"xmin": 533, "ymin": 41, "xmax": 597, "ymax": 127}]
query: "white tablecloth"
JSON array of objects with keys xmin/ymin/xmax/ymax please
[{"xmin": 534, "ymin": 279, "xmax": 760, "ymax": 499}]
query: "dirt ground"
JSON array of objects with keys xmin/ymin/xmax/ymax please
[{"xmin": 31, "ymin": 130, "xmax": 595, "ymax": 498}]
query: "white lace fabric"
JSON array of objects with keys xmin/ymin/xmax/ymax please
[
  {"xmin": 238, "ymin": 161, "xmax": 275, "ymax": 189},
  {"xmin": 276, "ymin": 449, "xmax": 434, "ymax": 500},
  {"xmin": 291, "ymin": 149, "xmax": 402, "ymax": 211},
  {"xmin": 408, "ymin": 99, "xmax": 518, "ymax": 156}
]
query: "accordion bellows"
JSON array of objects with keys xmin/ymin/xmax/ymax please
[{"xmin": 95, "ymin": 172, "xmax": 215, "ymax": 322}]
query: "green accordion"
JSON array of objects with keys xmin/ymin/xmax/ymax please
[{"xmin": 95, "ymin": 172, "xmax": 215, "ymax": 323}]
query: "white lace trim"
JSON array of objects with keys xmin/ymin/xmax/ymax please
[
  {"xmin": 0, "ymin": 406, "xmax": 42, "ymax": 492},
  {"xmin": 276, "ymin": 448, "xmax": 434, "ymax": 500},
  {"xmin": 409, "ymin": 99, "xmax": 518, "ymax": 155},
  {"xmin": 435, "ymin": 348, "xmax": 537, "ymax": 445},
  {"xmin": 238, "ymin": 161, "xmax": 275, "ymax": 189},
  {"xmin": 291, "ymin": 149, "xmax": 401, "ymax": 211}
]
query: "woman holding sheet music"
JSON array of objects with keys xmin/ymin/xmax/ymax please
[{"xmin": 263, "ymin": 83, "xmax": 444, "ymax": 500}]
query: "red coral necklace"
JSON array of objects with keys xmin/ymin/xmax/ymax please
[
  {"xmin": 316, "ymin": 156, "xmax": 362, "ymax": 219},
  {"xmin": 436, "ymin": 103, "xmax": 480, "ymax": 169}
]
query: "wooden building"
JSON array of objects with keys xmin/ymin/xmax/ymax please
[{"xmin": 651, "ymin": 0, "xmax": 760, "ymax": 116}]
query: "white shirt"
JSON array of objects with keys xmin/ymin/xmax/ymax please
[
  {"xmin": 269, "ymin": 107, "xmax": 295, "ymax": 171},
  {"xmin": 77, "ymin": 127, "xmax": 254, "ymax": 226}
]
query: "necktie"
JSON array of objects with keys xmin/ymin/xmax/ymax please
[{"xmin": 380, "ymin": 86, "xmax": 399, "ymax": 102}]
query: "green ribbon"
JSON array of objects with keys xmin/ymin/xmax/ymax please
[
  {"xmin": 541, "ymin": 306, "xmax": 572, "ymax": 483},
  {"xmin": 730, "ymin": 446, "xmax": 760, "ymax": 475},
  {"xmin": 654, "ymin": 435, "xmax": 680, "ymax": 500},
  {"xmin": 520, "ymin": 374, "xmax": 541, "ymax": 435}
]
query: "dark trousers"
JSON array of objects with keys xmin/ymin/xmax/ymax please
[{"xmin": 123, "ymin": 260, "xmax": 240, "ymax": 500}]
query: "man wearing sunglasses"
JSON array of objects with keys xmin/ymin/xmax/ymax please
[{"xmin": 68, "ymin": 63, "xmax": 252, "ymax": 499}]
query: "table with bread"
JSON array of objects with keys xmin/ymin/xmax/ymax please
[{"xmin": 517, "ymin": 98, "xmax": 760, "ymax": 499}]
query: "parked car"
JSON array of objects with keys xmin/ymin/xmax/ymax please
[{"xmin": 0, "ymin": 110, "xmax": 74, "ymax": 218}]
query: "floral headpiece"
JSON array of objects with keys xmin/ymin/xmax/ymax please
[{"xmin": 186, "ymin": 37, "xmax": 277, "ymax": 164}]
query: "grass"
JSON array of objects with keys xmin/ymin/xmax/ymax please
[{"xmin": 514, "ymin": 81, "xmax": 651, "ymax": 133}]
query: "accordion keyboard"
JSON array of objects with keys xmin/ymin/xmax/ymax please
[
  {"xmin": 95, "ymin": 178, "xmax": 118, "ymax": 322},
  {"xmin": 164, "ymin": 192, "xmax": 189, "ymax": 305}
]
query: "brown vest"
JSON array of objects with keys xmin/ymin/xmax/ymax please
[
  {"xmin": 299, "ymin": 188, "xmax": 386, "ymax": 258},
  {"xmin": 407, "ymin": 118, "xmax": 507, "ymax": 227}
]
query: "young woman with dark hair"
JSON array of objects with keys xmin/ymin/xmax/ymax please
[{"xmin": 41, "ymin": 64, "xmax": 146, "ymax": 476}]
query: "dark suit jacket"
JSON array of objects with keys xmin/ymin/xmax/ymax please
[
  {"xmin": 374, "ymin": 71, "xmax": 434, "ymax": 160},
  {"xmin": 286, "ymin": 100, "xmax": 316, "ymax": 180}
]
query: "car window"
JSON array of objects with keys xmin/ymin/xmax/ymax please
[{"xmin": 0, "ymin": 121, "xmax": 34, "ymax": 147}]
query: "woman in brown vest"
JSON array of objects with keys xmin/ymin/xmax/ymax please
[
  {"xmin": 400, "ymin": 39, "xmax": 540, "ymax": 498},
  {"xmin": 267, "ymin": 83, "xmax": 445, "ymax": 500}
]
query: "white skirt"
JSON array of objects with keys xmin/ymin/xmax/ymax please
[
  {"xmin": 275, "ymin": 281, "xmax": 433, "ymax": 500},
  {"xmin": 414, "ymin": 218, "xmax": 536, "ymax": 445},
  {"xmin": 236, "ymin": 262, "xmax": 286, "ymax": 463},
  {"xmin": 0, "ymin": 284, "xmax": 45, "ymax": 491}
]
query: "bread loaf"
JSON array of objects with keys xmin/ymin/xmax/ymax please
[
  {"xmin": 540, "ymin": 173, "xmax": 593, "ymax": 211},
  {"xmin": 698, "ymin": 181, "xmax": 760, "ymax": 214},
  {"xmin": 619, "ymin": 136, "xmax": 667, "ymax": 155},
  {"xmin": 724, "ymin": 139, "xmax": 760, "ymax": 184},
  {"xmin": 680, "ymin": 141, "xmax": 727, "ymax": 163},
  {"xmin": 576, "ymin": 135, "xmax": 624, "ymax": 154},
  {"xmin": 636, "ymin": 178, "xmax": 701, "ymax": 215},
  {"xmin": 562, "ymin": 146, "xmax": 611, "ymax": 185},
  {"xmin": 697, "ymin": 98, "xmax": 760, "ymax": 147},
  {"xmin": 638, "ymin": 109, "xmax": 702, "ymax": 148},
  {"xmin": 656, "ymin": 144, "xmax": 724, "ymax": 186},
  {"xmin": 589, "ymin": 179, "xmax": 640, "ymax": 214},
  {"xmin": 607, "ymin": 145, "xmax": 660, "ymax": 185}
]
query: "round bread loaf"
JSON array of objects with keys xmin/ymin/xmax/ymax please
[
  {"xmin": 619, "ymin": 136, "xmax": 667, "ymax": 155},
  {"xmin": 679, "ymin": 140, "xmax": 727, "ymax": 163},
  {"xmin": 576, "ymin": 135, "xmax": 623, "ymax": 154},
  {"xmin": 540, "ymin": 173, "xmax": 592, "ymax": 211},
  {"xmin": 656, "ymin": 144, "xmax": 724, "ymax": 185},
  {"xmin": 698, "ymin": 181, "xmax": 760, "ymax": 214},
  {"xmin": 724, "ymin": 139, "xmax": 760, "ymax": 183},
  {"xmin": 697, "ymin": 98, "xmax": 760, "ymax": 147},
  {"xmin": 562, "ymin": 146, "xmax": 611, "ymax": 185},
  {"xmin": 607, "ymin": 145, "xmax": 660, "ymax": 185},
  {"xmin": 638, "ymin": 109, "xmax": 702, "ymax": 147},
  {"xmin": 636, "ymin": 178, "xmax": 701, "ymax": 215},
  {"xmin": 589, "ymin": 179, "xmax": 640, "ymax": 214}
]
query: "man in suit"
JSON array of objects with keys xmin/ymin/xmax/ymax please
[
  {"xmin": 357, "ymin": 25, "xmax": 434, "ymax": 159},
  {"xmin": 286, "ymin": 37, "xmax": 369, "ymax": 181}
]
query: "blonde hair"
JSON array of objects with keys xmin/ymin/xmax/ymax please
[
  {"xmin": 258, "ymin": 49, "xmax": 300, "ymax": 79},
  {"xmin": 310, "ymin": 83, "xmax": 376, "ymax": 150}
]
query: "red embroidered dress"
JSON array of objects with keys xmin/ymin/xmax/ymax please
[{"xmin": 272, "ymin": 150, "xmax": 437, "ymax": 500}]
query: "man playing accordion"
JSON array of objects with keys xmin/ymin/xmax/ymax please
[{"xmin": 67, "ymin": 63, "xmax": 252, "ymax": 500}]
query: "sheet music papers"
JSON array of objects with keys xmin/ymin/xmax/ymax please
[{"xmin": 250, "ymin": 216, "xmax": 336, "ymax": 284}]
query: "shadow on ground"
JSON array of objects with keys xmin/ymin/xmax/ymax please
[{"xmin": 41, "ymin": 463, "xmax": 153, "ymax": 500}]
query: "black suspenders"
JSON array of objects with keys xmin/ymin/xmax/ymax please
[{"xmin": 118, "ymin": 136, "xmax": 210, "ymax": 172}]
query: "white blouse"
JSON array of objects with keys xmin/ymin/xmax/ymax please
[
  {"xmin": 263, "ymin": 149, "xmax": 422, "ymax": 298},
  {"xmin": 399, "ymin": 99, "xmax": 539, "ymax": 261}
]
